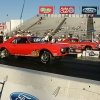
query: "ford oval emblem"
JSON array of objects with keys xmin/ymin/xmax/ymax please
[
  {"xmin": 82, "ymin": 8, "xmax": 96, "ymax": 13},
  {"xmin": 10, "ymin": 92, "xmax": 39, "ymax": 100}
]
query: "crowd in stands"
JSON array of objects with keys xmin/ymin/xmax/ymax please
[
  {"xmin": 0, "ymin": 29, "xmax": 100, "ymax": 44},
  {"xmin": 61, "ymin": 21, "xmax": 87, "ymax": 31},
  {"xmin": 0, "ymin": 29, "xmax": 65, "ymax": 43},
  {"xmin": 0, "ymin": 18, "xmax": 100, "ymax": 44}
]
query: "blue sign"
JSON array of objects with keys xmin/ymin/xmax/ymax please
[
  {"xmin": 90, "ymin": 29, "xmax": 96, "ymax": 33},
  {"xmin": 10, "ymin": 92, "xmax": 39, "ymax": 100}
]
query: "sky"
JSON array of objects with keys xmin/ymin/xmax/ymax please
[{"xmin": 0, "ymin": 0, "xmax": 100, "ymax": 22}]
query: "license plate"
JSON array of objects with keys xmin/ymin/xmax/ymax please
[{"xmin": 75, "ymin": 50, "xmax": 81, "ymax": 52}]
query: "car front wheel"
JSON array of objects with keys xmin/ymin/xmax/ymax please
[
  {"xmin": 40, "ymin": 51, "xmax": 52, "ymax": 64},
  {"xmin": 0, "ymin": 49, "xmax": 11, "ymax": 59}
]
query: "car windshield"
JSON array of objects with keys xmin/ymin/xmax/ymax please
[{"xmin": 28, "ymin": 37, "xmax": 44, "ymax": 43}]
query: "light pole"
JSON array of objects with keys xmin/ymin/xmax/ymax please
[
  {"xmin": 90, "ymin": 29, "xmax": 96, "ymax": 42},
  {"xmin": 92, "ymin": 31, "xmax": 94, "ymax": 42},
  {"xmin": 20, "ymin": 0, "xmax": 25, "ymax": 20}
]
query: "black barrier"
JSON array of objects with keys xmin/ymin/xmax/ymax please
[
  {"xmin": 94, "ymin": 14, "xmax": 100, "ymax": 18},
  {"xmin": 0, "ymin": 36, "xmax": 3, "ymax": 43}
]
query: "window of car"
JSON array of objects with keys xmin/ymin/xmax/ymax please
[
  {"xmin": 69, "ymin": 39, "xmax": 78, "ymax": 42},
  {"xmin": 28, "ymin": 37, "xmax": 44, "ymax": 43},
  {"xmin": 11, "ymin": 37, "xmax": 29, "ymax": 44}
]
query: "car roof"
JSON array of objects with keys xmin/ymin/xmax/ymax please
[
  {"xmin": 4, "ymin": 36, "xmax": 40, "ymax": 43},
  {"xmin": 13, "ymin": 36, "xmax": 38, "ymax": 38}
]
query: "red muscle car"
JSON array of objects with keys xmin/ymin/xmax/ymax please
[
  {"xmin": 57, "ymin": 38, "xmax": 99, "ymax": 51},
  {"xmin": 0, "ymin": 36, "xmax": 70, "ymax": 64},
  {"xmin": 97, "ymin": 40, "xmax": 100, "ymax": 49}
]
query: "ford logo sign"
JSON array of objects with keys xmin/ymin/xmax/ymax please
[
  {"xmin": 82, "ymin": 8, "xmax": 96, "ymax": 13},
  {"xmin": 10, "ymin": 92, "xmax": 39, "ymax": 100}
]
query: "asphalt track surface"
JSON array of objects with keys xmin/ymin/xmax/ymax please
[{"xmin": 0, "ymin": 54, "xmax": 100, "ymax": 81}]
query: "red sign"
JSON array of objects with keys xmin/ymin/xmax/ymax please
[
  {"xmin": 39, "ymin": 6, "xmax": 54, "ymax": 14},
  {"xmin": 0, "ymin": 25, "xmax": 4, "ymax": 29},
  {"xmin": 60, "ymin": 6, "xmax": 75, "ymax": 14}
]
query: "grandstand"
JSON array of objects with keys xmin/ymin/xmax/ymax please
[
  {"xmin": 11, "ymin": 16, "xmax": 41, "ymax": 32},
  {"xmin": 54, "ymin": 17, "xmax": 87, "ymax": 39},
  {"xmin": 28, "ymin": 17, "xmax": 65, "ymax": 37},
  {"xmin": 93, "ymin": 18, "xmax": 100, "ymax": 33},
  {"xmin": 9, "ymin": 14, "xmax": 100, "ymax": 40}
]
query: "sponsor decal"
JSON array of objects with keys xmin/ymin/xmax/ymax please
[
  {"xmin": 40, "ymin": 8, "xmax": 51, "ymax": 13},
  {"xmin": 10, "ymin": 92, "xmax": 39, "ymax": 100},
  {"xmin": 39, "ymin": 6, "xmax": 54, "ymax": 14},
  {"xmin": 82, "ymin": 50, "xmax": 99, "ymax": 57},
  {"xmin": 32, "ymin": 50, "xmax": 39, "ymax": 56},
  {"xmin": 82, "ymin": 6, "xmax": 97, "ymax": 14},
  {"xmin": 60, "ymin": 6, "xmax": 75, "ymax": 14}
]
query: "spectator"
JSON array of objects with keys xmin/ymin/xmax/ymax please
[
  {"xmin": 48, "ymin": 34, "xmax": 52, "ymax": 42},
  {"xmin": 27, "ymin": 32, "xmax": 31, "ymax": 36},
  {"xmin": 44, "ymin": 34, "xmax": 49, "ymax": 42},
  {"xmin": 51, "ymin": 37, "xmax": 56, "ymax": 43},
  {"xmin": 0, "ymin": 31, "xmax": 4, "ymax": 36}
]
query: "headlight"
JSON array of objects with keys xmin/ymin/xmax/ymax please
[
  {"xmin": 60, "ymin": 48, "xmax": 69, "ymax": 54},
  {"xmin": 99, "ymin": 44, "xmax": 100, "ymax": 48}
]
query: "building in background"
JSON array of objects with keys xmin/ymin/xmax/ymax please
[{"xmin": 0, "ymin": 19, "xmax": 23, "ymax": 34}]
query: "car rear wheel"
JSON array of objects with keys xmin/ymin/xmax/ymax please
[
  {"xmin": 85, "ymin": 46, "xmax": 92, "ymax": 50},
  {"xmin": 40, "ymin": 51, "xmax": 52, "ymax": 64},
  {"xmin": 0, "ymin": 49, "xmax": 11, "ymax": 59}
]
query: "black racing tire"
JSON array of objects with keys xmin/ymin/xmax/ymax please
[
  {"xmin": 85, "ymin": 46, "xmax": 92, "ymax": 51},
  {"xmin": 0, "ymin": 49, "xmax": 11, "ymax": 59},
  {"xmin": 40, "ymin": 51, "xmax": 52, "ymax": 64}
]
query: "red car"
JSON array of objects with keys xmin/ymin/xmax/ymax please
[
  {"xmin": 97, "ymin": 40, "xmax": 100, "ymax": 49},
  {"xmin": 0, "ymin": 36, "xmax": 69, "ymax": 64},
  {"xmin": 57, "ymin": 38, "xmax": 99, "ymax": 51}
]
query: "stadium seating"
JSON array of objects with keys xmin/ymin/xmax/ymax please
[
  {"xmin": 28, "ymin": 17, "xmax": 65, "ymax": 37},
  {"xmin": 93, "ymin": 18, "xmax": 100, "ymax": 32},
  {"xmin": 12, "ymin": 16, "xmax": 41, "ymax": 32},
  {"xmin": 54, "ymin": 17, "xmax": 87, "ymax": 39},
  {"xmin": 10, "ymin": 14, "xmax": 100, "ymax": 40}
]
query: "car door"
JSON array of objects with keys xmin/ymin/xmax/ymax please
[
  {"xmin": 11, "ymin": 37, "xmax": 33, "ymax": 55},
  {"xmin": 69, "ymin": 39, "xmax": 82, "ymax": 49}
]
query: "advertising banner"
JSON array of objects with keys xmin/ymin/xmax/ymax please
[
  {"xmin": 82, "ymin": 6, "xmax": 97, "ymax": 14},
  {"xmin": 82, "ymin": 50, "xmax": 99, "ymax": 58},
  {"xmin": 39, "ymin": 6, "xmax": 54, "ymax": 14},
  {"xmin": 0, "ymin": 25, "xmax": 4, "ymax": 29},
  {"xmin": 0, "ymin": 22, "xmax": 6, "ymax": 29},
  {"xmin": 60, "ymin": 6, "xmax": 75, "ymax": 14}
]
